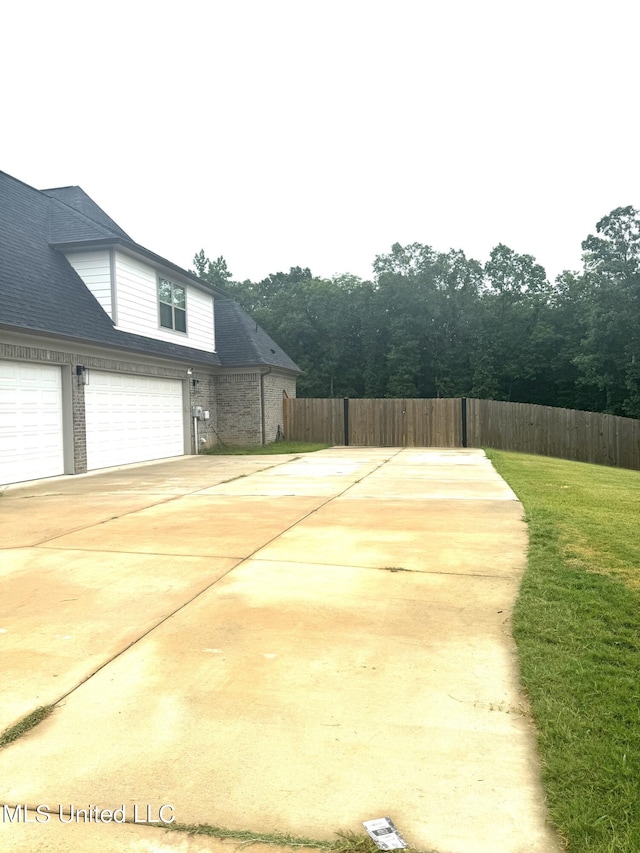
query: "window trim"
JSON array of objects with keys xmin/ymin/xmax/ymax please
[{"xmin": 157, "ymin": 276, "xmax": 187, "ymax": 335}]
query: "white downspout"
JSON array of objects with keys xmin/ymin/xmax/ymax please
[{"xmin": 260, "ymin": 367, "xmax": 273, "ymax": 445}]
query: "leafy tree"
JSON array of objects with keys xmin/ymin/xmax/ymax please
[
  {"xmin": 545, "ymin": 270, "xmax": 595, "ymax": 410},
  {"xmin": 476, "ymin": 244, "xmax": 553, "ymax": 403},
  {"xmin": 227, "ymin": 267, "xmax": 314, "ymax": 316},
  {"xmin": 428, "ymin": 249, "xmax": 484, "ymax": 397},
  {"xmin": 249, "ymin": 273, "xmax": 370, "ymax": 397},
  {"xmin": 374, "ymin": 243, "xmax": 483, "ymax": 398},
  {"xmin": 575, "ymin": 206, "xmax": 640, "ymax": 416},
  {"xmin": 193, "ymin": 206, "xmax": 640, "ymax": 416},
  {"xmin": 191, "ymin": 250, "xmax": 232, "ymax": 290}
]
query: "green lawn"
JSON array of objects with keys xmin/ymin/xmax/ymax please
[
  {"xmin": 486, "ymin": 450, "xmax": 640, "ymax": 853},
  {"xmin": 203, "ymin": 441, "xmax": 331, "ymax": 456}
]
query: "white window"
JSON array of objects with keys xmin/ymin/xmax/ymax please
[{"xmin": 158, "ymin": 277, "xmax": 186, "ymax": 333}]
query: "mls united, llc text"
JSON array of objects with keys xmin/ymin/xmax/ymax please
[{"xmin": 2, "ymin": 804, "xmax": 175, "ymax": 824}]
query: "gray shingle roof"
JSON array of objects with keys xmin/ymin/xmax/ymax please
[
  {"xmin": 0, "ymin": 171, "xmax": 299, "ymax": 373},
  {"xmin": 214, "ymin": 298, "xmax": 300, "ymax": 372},
  {"xmin": 43, "ymin": 186, "xmax": 132, "ymax": 240}
]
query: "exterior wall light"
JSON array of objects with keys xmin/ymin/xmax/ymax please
[{"xmin": 76, "ymin": 365, "xmax": 89, "ymax": 385}]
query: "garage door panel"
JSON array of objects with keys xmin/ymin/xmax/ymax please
[
  {"xmin": 40, "ymin": 388, "xmax": 61, "ymax": 404},
  {"xmin": 85, "ymin": 373, "xmax": 185, "ymax": 470},
  {"xmin": 41, "ymin": 413, "xmax": 62, "ymax": 430},
  {"xmin": 0, "ymin": 362, "xmax": 65, "ymax": 484}
]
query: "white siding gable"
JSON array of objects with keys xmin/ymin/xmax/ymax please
[
  {"xmin": 65, "ymin": 251, "xmax": 112, "ymax": 317},
  {"xmin": 113, "ymin": 251, "xmax": 215, "ymax": 352}
]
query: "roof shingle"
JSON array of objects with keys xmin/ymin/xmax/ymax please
[
  {"xmin": 214, "ymin": 298, "xmax": 300, "ymax": 372},
  {"xmin": 43, "ymin": 186, "xmax": 132, "ymax": 240}
]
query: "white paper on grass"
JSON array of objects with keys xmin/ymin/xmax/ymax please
[{"xmin": 362, "ymin": 817, "xmax": 408, "ymax": 850}]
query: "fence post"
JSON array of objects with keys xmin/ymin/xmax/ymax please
[
  {"xmin": 461, "ymin": 398, "xmax": 468, "ymax": 448},
  {"xmin": 343, "ymin": 398, "xmax": 350, "ymax": 446}
]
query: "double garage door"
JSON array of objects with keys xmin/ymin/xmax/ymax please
[{"xmin": 0, "ymin": 363, "xmax": 185, "ymax": 485}]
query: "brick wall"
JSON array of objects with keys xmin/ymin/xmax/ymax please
[
  {"xmin": 72, "ymin": 375, "xmax": 87, "ymax": 472},
  {"xmin": 262, "ymin": 371, "xmax": 297, "ymax": 444},
  {"xmin": 213, "ymin": 370, "xmax": 298, "ymax": 446},
  {"xmin": 188, "ymin": 372, "xmax": 218, "ymax": 452},
  {"xmin": 214, "ymin": 373, "xmax": 262, "ymax": 445}
]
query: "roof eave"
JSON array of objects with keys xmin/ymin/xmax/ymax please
[
  {"xmin": 219, "ymin": 360, "xmax": 302, "ymax": 375},
  {"xmin": 0, "ymin": 323, "xmax": 223, "ymax": 368}
]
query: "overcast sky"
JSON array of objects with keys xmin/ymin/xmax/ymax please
[{"xmin": 3, "ymin": 0, "xmax": 638, "ymax": 284}]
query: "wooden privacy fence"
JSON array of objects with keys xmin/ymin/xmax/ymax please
[
  {"xmin": 282, "ymin": 397, "xmax": 461, "ymax": 446},
  {"xmin": 283, "ymin": 397, "xmax": 640, "ymax": 471}
]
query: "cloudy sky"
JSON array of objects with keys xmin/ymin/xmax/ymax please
[{"xmin": 3, "ymin": 0, "xmax": 638, "ymax": 284}]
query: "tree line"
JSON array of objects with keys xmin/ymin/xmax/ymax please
[{"xmin": 193, "ymin": 206, "xmax": 640, "ymax": 419}]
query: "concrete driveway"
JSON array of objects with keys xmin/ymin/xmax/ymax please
[{"xmin": 0, "ymin": 449, "xmax": 561, "ymax": 853}]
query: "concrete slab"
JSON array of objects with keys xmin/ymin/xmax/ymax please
[
  {"xmin": 0, "ymin": 548, "xmax": 239, "ymax": 730},
  {"xmin": 40, "ymin": 496, "xmax": 326, "ymax": 559},
  {"xmin": 0, "ymin": 560, "xmax": 558, "ymax": 853},
  {"xmin": 254, "ymin": 499, "xmax": 528, "ymax": 576},
  {"xmin": 362, "ymin": 463, "xmax": 504, "ymax": 479},
  {"xmin": 383, "ymin": 449, "xmax": 489, "ymax": 465},
  {"xmin": 377, "ymin": 454, "xmax": 503, "ymax": 476},
  {"xmin": 310, "ymin": 449, "xmax": 502, "ymax": 478},
  {"xmin": 2, "ymin": 456, "xmax": 296, "ymax": 498},
  {"xmin": 256, "ymin": 459, "xmax": 385, "ymax": 477},
  {"xmin": 302, "ymin": 448, "xmax": 401, "ymax": 463},
  {"xmin": 0, "ymin": 494, "xmax": 173, "ymax": 548},
  {"xmin": 0, "ymin": 448, "xmax": 561, "ymax": 853},
  {"xmin": 341, "ymin": 477, "xmax": 518, "ymax": 501},
  {"xmin": 193, "ymin": 475, "xmax": 358, "ymax": 497}
]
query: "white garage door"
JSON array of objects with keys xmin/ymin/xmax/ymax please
[
  {"xmin": 85, "ymin": 372, "xmax": 185, "ymax": 470},
  {"xmin": 0, "ymin": 361, "xmax": 65, "ymax": 485}
]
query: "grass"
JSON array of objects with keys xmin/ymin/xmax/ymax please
[
  {"xmin": 0, "ymin": 705, "xmax": 55, "ymax": 748},
  {"xmin": 164, "ymin": 825, "xmax": 433, "ymax": 853},
  {"xmin": 164, "ymin": 823, "xmax": 336, "ymax": 848},
  {"xmin": 486, "ymin": 450, "xmax": 640, "ymax": 853},
  {"xmin": 204, "ymin": 441, "xmax": 331, "ymax": 456}
]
